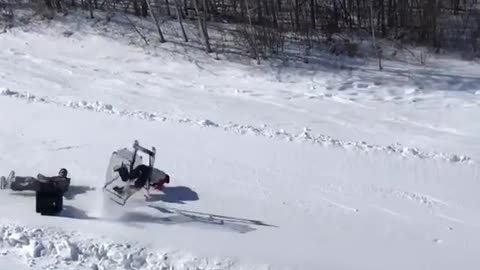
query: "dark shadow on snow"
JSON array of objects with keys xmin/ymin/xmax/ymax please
[
  {"xmin": 146, "ymin": 186, "xmax": 199, "ymax": 204},
  {"xmin": 116, "ymin": 205, "xmax": 277, "ymax": 234},
  {"xmin": 118, "ymin": 211, "xmax": 256, "ymax": 233},
  {"xmin": 59, "ymin": 205, "xmax": 97, "ymax": 220},
  {"xmin": 117, "ymin": 211, "xmax": 239, "ymax": 233},
  {"xmin": 9, "ymin": 191, "xmax": 36, "ymax": 197},
  {"xmin": 54, "ymin": 204, "xmax": 269, "ymax": 234},
  {"xmin": 64, "ymin": 185, "xmax": 96, "ymax": 200},
  {"xmin": 48, "ymin": 204, "xmax": 276, "ymax": 234},
  {"xmin": 40, "ymin": 184, "xmax": 275, "ymax": 234},
  {"xmin": 150, "ymin": 205, "xmax": 277, "ymax": 228}
]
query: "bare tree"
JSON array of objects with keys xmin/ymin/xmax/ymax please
[
  {"xmin": 193, "ymin": 0, "xmax": 212, "ymax": 52},
  {"xmin": 124, "ymin": 13, "xmax": 149, "ymax": 45},
  {"xmin": 145, "ymin": 0, "xmax": 166, "ymax": 43},
  {"xmin": 88, "ymin": 0, "xmax": 93, "ymax": 18},
  {"xmin": 9, "ymin": 0, "xmax": 480, "ymax": 61},
  {"xmin": 244, "ymin": 0, "xmax": 259, "ymax": 62},
  {"xmin": 174, "ymin": 0, "xmax": 188, "ymax": 42},
  {"xmin": 369, "ymin": 0, "xmax": 382, "ymax": 70},
  {"xmin": 165, "ymin": 0, "xmax": 171, "ymax": 16}
]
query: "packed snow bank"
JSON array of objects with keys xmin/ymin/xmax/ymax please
[
  {"xmin": 0, "ymin": 221, "xmax": 245, "ymax": 270},
  {"xmin": 1, "ymin": 88, "xmax": 474, "ymax": 165}
]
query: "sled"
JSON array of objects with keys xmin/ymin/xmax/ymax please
[{"xmin": 103, "ymin": 140, "xmax": 156, "ymax": 206}]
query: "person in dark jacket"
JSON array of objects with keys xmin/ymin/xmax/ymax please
[
  {"xmin": 0, "ymin": 168, "xmax": 71, "ymax": 193},
  {"xmin": 112, "ymin": 164, "xmax": 169, "ymax": 195}
]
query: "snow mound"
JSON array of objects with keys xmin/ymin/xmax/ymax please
[
  {"xmin": 1, "ymin": 88, "xmax": 46, "ymax": 102},
  {"xmin": 199, "ymin": 119, "xmax": 219, "ymax": 127},
  {"xmin": 1, "ymin": 89, "xmax": 474, "ymax": 165},
  {"xmin": 0, "ymin": 222, "xmax": 242, "ymax": 270}
]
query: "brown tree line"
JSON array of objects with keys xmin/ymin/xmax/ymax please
[{"xmin": 2, "ymin": 0, "xmax": 480, "ymax": 59}]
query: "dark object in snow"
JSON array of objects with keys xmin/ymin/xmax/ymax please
[
  {"xmin": 0, "ymin": 168, "xmax": 70, "ymax": 216},
  {"xmin": 36, "ymin": 181, "xmax": 64, "ymax": 216},
  {"xmin": 104, "ymin": 140, "xmax": 170, "ymax": 205},
  {"xmin": 35, "ymin": 169, "xmax": 70, "ymax": 215}
]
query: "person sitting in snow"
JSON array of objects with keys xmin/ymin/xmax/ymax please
[
  {"xmin": 112, "ymin": 164, "xmax": 169, "ymax": 195},
  {"xmin": 0, "ymin": 168, "xmax": 70, "ymax": 193}
]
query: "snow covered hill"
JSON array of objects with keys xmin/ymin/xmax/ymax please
[{"xmin": 0, "ymin": 11, "xmax": 480, "ymax": 270}]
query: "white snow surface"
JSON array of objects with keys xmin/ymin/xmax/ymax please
[{"xmin": 1, "ymin": 11, "xmax": 480, "ymax": 270}]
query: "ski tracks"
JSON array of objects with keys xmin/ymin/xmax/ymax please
[{"xmin": 295, "ymin": 182, "xmax": 468, "ymax": 226}]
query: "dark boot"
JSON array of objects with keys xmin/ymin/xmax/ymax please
[{"xmin": 114, "ymin": 165, "xmax": 130, "ymax": 182}]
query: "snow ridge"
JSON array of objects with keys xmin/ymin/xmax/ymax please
[
  {"xmin": 0, "ymin": 222, "xmax": 241, "ymax": 270},
  {"xmin": 1, "ymin": 88, "xmax": 474, "ymax": 165}
]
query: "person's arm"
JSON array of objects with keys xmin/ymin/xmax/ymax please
[
  {"xmin": 54, "ymin": 176, "xmax": 70, "ymax": 192},
  {"xmin": 36, "ymin": 174, "xmax": 50, "ymax": 183}
]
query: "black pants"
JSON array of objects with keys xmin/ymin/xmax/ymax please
[
  {"xmin": 10, "ymin": 177, "xmax": 41, "ymax": 191},
  {"xmin": 117, "ymin": 164, "xmax": 151, "ymax": 188}
]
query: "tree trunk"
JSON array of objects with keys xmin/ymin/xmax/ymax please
[
  {"xmin": 184, "ymin": 0, "xmax": 189, "ymax": 18},
  {"xmin": 133, "ymin": 0, "xmax": 140, "ymax": 16},
  {"xmin": 88, "ymin": 0, "xmax": 94, "ymax": 18},
  {"xmin": 174, "ymin": 0, "xmax": 188, "ymax": 42},
  {"xmin": 245, "ymin": 0, "xmax": 259, "ymax": 62},
  {"xmin": 166, "ymin": 0, "xmax": 172, "ymax": 16},
  {"xmin": 258, "ymin": 0, "xmax": 263, "ymax": 24},
  {"xmin": 380, "ymin": 0, "xmax": 386, "ymax": 36},
  {"xmin": 294, "ymin": 0, "xmax": 299, "ymax": 31},
  {"xmin": 369, "ymin": 0, "xmax": 382, "ymax": 70},
  {"xmin": 270, "ymin": 0, "xmax": 277, "ymax": 28},
  {"xmin": 288, "ymin": 0, "xmax": 295, "ymax": 30},
  {"xmin": 240, "ymin": 0, "xmax": 245, "ymax": 17},
  {"xmin": 145, "ymin": 0, "xmax": 166, "ymax": 42},
  {"xmin": 310, "ymin": 0, "xmax": 315, "ymax": 29},
  {"xmin": 356, "ymin": 0, "xmax": 361, "ymax": 28},
  {"xmin": 193, "ymin": 0, "xmax": 213, "ymax": 52},
  {"xmin": 45, "ymin": 0, "xmax": 53, "ymax": 9},
  {"xmin": 142, "ymin": 0, "xmax": 148, "ymax": 17},
  {"xmin": 399, "ymin": 0, "xmax": 407, "ymax": 28},
  {"xmin": 387, "ymin": 0, "xmax": 393, "ymax": 28},
  {"xmin": 124, "ymin": 14, "xmax": 149, "ymax": 45}
]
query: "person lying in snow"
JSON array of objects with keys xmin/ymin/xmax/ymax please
[
  {"xmin": 112, "ymin": 164, "xmax": 170, "ymax": 195},
  {"xmin": 0, "ymin": 168, "xmax": 70, "ymax": 193}
]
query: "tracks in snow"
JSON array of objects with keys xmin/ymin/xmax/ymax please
[{"xmin": 1, "ymin": 88, "xmax": 474, "ymax": 165}]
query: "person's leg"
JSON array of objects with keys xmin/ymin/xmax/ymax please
[
  {"xmin": 128, "ymin": 165, "xmax": 144, "ymax": 180},
  {"xmin": 114, "ymin": 166, "xmax": 130, "ymax": 182},
  {"xmin": 133, "ymin": 176, "xmax": 147, "ymax": 188},
  {"xmin": 133, "ymin": 165, "xmax": 151, "ymax": 188},
  {"xmin": 112, "ymin": 164, "xmax": 137, "ymax": 194},
  {"xmin": 1, "ymin": 170, "xmax": 15, "ymax": 189},
  {"xmin": 113, "ymin": 165, "xmax": 150, "ymax": 194},
  {"xmin": 10, "ymin": 176, "xmax": 40, "ymax": 191}
]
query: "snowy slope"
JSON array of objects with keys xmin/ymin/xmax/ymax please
[
  {"xmin": 0, "ymin": 11, "xmax": 480, "ymax": 270},
  {"xmin": 2, "ymin": 93, "xmax": 480, "ymax": 270},
  {"xmin": 1, "ymin": 14, "xmax": 480, "ymax": 163}
]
